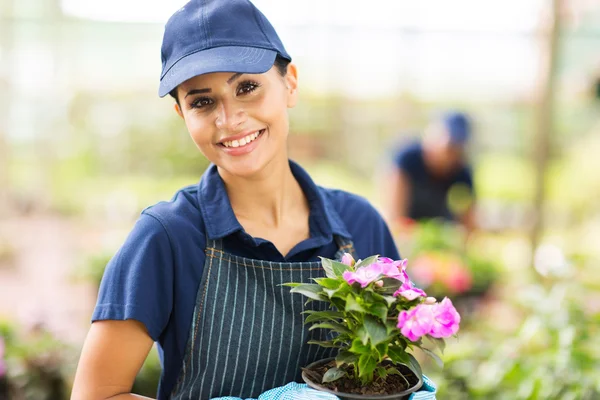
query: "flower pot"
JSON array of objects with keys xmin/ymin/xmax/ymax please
[{"xmin": 302, "ymin": 358, "xmax": 423, "ymax": 400}]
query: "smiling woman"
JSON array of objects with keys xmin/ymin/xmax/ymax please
[{"xmin": 69, "ymin": 1, "xmax": 417, "ymax": 400}]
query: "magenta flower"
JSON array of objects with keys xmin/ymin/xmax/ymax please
[
  {"xmin": 429, "ymin": 297, "xmax": 461, "ymax": 338},
  {"xmin": 341, "ymin": 253, "xmax": 355, "ymax": 267},
  {"xmin": 393, "ymin": 283, "xmax": 427, "ymax": 300},
  {"xmin": 397, "ymin": 304, "xmax": 434, "ymax": 341},
  {"xmin": 343, "ymin": 263, "xmax": 383, "ymax": 288},
  {"xmin": 377, "ymin": 257, "xmax": 409, "ymax": 282}
]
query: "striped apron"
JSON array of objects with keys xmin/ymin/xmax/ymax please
[{"xmin": 170, "ymin": 236, "xmax": 357, "ymax": 399}]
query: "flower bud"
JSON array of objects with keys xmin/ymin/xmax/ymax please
[
  {"xmin": 341, "ymin": 253, "xmax": 355, "ymax": 267},
  {"xmin": 424, "ymin": 297, "xmax": 437, "ymax": 305}
]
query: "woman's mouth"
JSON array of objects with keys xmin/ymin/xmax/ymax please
[{"xmin": 219, "ymin": 129, "xmax": 265, "ymax": 148}]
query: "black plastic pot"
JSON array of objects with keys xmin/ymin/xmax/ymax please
[{"xmin": 302, "ymin": 358, "xmax": 423, "ymax": 400}]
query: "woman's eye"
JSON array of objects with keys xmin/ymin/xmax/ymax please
[
  {"xmin": 191, "ymin": 97, "xmax": 213, "ymax": 108},
  {"xmin": 237, "ymin": 82, "xmax": 259, "ymax": 95}
]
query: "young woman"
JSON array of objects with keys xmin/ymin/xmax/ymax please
[{"xmin": 71, "ymin": 1, "xmax": 426, "ymax": 399}]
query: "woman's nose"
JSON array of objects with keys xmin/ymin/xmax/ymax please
[{"xmin": 215, "ymin": 100, "xmax": 247, "ymax": 131}]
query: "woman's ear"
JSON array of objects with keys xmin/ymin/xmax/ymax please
[
  {"xmin": 174, "ymin": 102, "xmax": 184, "ymax": 119},
  {"xmin": 285, "ymin": 63, "xmax": 299, "ymax": 108}
]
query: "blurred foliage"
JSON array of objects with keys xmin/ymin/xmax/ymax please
[
  {"xmin": 395, "ymin": 220, "xmax": 501, "ymax": 301},
  {"xmin": 434, "ymin": 268, "xmax": 600, "ymax": 399},
  {"xmin": 73, "ymin": 251, "xmax": 113, "ymax": 294},
  {"xmin": 0, "ymin": 320, "xmax": 74, "ymax": 400}
]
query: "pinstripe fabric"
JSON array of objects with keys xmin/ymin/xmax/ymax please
[{"xmin": 170, "ymin": 237, "xmax": 357, "ymax": 400}]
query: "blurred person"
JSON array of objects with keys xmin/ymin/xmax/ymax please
[
  {"xmin": 383, "ymin": 112, "xmax": 476, "ymax": 232},
  {"xmin": 70, "ymin": 1, "xmax": 436, "ymax": 400}
]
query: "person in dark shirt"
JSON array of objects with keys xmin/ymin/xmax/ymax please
[{"xmin": 383, "ymin": 112, "xmax": 476, "ymax": 231}]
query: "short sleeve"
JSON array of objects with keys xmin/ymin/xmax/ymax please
[
  {"xmin": 393, "ymin": 142, "xmax": 422, "ymax": 177},
  {"xmin": 92, "ymin": 213, "xmax": 174, "ymax": 341}
]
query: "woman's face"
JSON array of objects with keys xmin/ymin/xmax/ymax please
[{"xmin": 175, "ymin": 64, "xmax": 298, "ymax": 179}]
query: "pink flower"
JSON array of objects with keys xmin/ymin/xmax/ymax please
[
  {"xmin": 377, "ymin": 257, "xmax": 409, "ymax": 282},
  {"xmin": 429, "ymin": 297, "xmax": 460, "ymax": 338},
  {"xmin": 341, "ymin": 253, "xmax": 355, "ymax": 267},
  {"xmin": 343, "ymin": 263, "xmax": 383, "ymax": 288},
  {"xmin": 397, "ymin": 304, "xmax": 434, "ymax": 341},
  {"xmin": 393, "ymin": 283, "xmax": 427, "ymax": 300}
]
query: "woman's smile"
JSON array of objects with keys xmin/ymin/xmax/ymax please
[{"xmin": 218, "ymin": 128, "xmax": 266, "ymax": 156}]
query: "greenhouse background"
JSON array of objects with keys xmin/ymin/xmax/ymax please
[{"xmin": 0, "ymin": 0, "xmax": 599, "ymax": 398}]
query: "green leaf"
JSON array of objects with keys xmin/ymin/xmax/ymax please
[
  {"xmin": 367, "ymin": 303, "xmax": 388, "ymax": 322},
  {"xmin": 281, "ymin": 282, "xmax": 302, "ymax": 287},
  {"xmin": 303, "ymin": 310, "xmax": 345, "ymax": 324},
  {"xmin": 386, "ymin": 367, "xmax": 401, "ymax": 376},
  {"xmin": 355, "ymin": 255, "xmax": 380, "ymax": 269},
  {"xmin": 324, "ymin": 284, "xmax": 352, "ymax": 300},
  {"xmin": 407, "ymin": 353, "xmax": 423, "ymax": 381},
  {"xmin": 379, "ymin": 278, "xmax": 403, "ymax": 295},
  {"xmin": 425, "ymin": 336, "xmax": 446, "ymax": 354},
  {"xmin": 313, "ymin": 277, "xmax": 341, "ymax": 290},
  {"xmin": 331, "ymin": 260, "xmax": 352, "ymax": 277},
  {"xmin": 320, "ymin": 258, "xmax": 336, "ymax": 279},
  {"xmin": 376, "ymin": 366, "xmax": 388, "ymax": 380},
  {"xmin": 387, "ymin": 346, "xmax": 410, "ymax": 365},
  {"xmin": 349, "ymin": 338, "xmax": 370, "ymax": 354},
  {"xmin": 375, "ymin": 342, "xmax": 389, "ymax": 359},
  {"xmin": 309, "ymin": 322, "xmax": 352, "ymax": 335},
  {"xmin": 290, "ymin": 284, "xmax": 325, "ymax": 301},
  {"xmin": 336, "ymin": 350, "xmax": 359, "ymax": 367},
  {"xmin": 307, "ymin": 340, "xmax": 342, "ymax": 348},
  {"xmin": 358, "ymin": 353, "xmax": 377, "ymax": 381},
  {"xmin": 383, "ymin": 295, "xmax": 398, "ymax": 307},
  {"xmin": 357, "ymin": 326, "xmax": 369, "ymax": 346},
  {"xmin": 363, "ymin": 315, "xmax": 389, "ymax": 346},
  {"xmin": 345, "ymin": 295, "xmax": 367, "ymax": 313},
  {"xmin": 322, "ymin": 367, "xmax": 347, "ymax": 383},
  {"xmin": 420, "ymin": 347, "xmax": 444, "ymax": 368}
]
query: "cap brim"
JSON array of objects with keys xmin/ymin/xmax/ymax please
[{"xmin": 159, "ymin": 46, "xmax": 277, "ymax": 98}]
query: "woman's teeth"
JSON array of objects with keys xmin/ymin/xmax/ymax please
[{"xmin": 222, "ymin": 131, "xmax": 261, "ymax": 148}]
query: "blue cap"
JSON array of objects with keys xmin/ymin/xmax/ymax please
[
  {"xmin": 158, "ymin": 0, "xmax": 291, "ymax": 98},
  {"xmin": 441, "ymin": 111, "xmax": 471, "ymax": 145}
]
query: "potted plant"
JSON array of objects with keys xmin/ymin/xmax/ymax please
[{"xmin": 285, "ymin": 254, "xmax": 460, "ymax": 399}]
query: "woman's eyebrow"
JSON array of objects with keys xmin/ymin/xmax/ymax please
[
  {"xmin": 184, "ymin": 88, "xmax": 211, "ymax": 98},
  {"xmin": 227, "ymin": 73, "xmax": 243, "ymax": 84}
]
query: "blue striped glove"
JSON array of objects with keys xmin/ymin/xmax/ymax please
[{"xmin": 212, "ymin": 375, "xmax": 436, "ymax": 400}]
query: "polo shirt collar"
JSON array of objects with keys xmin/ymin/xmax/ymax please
[{"xmin": 197, "ymin": 161, "xmax": 351, "ymax": 241}]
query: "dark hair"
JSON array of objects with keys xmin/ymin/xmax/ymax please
[{"xmin": 169, "ymin": 54, "xmax": 291, "ymax": 104}]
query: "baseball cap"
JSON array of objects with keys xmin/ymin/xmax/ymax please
[
  {"xmin": 441, "ymin": 111, "xmax": 472, "ymax": 145},
  {"xmin": 158, "ymin": 0, "xmax": 291, "ymax": 98}
]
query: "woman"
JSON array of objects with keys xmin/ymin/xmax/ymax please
[{"xmin": 71, "ymin": 1, "xmax": 433, "ymax": 399}]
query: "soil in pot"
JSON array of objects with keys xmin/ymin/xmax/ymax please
[{"xmin": 303, "ymin": 358, "xmax": 422, "ymax": 398}]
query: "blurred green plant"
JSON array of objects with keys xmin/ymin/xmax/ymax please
[
  {"xmin": 436, "ymin": 271, "xmax": 600, "ymax": 400},
  {"xmin": 73, "ymin": 251, "xmax": 113, "ymax": 295},
  {"xmin": 0, "ymin": 320, "xmax": 74, "ymax": 400},
  {"xmin": 395, "ymin": 220, "xmax": 501, "ymax": 300}
]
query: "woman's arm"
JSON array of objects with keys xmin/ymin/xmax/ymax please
[{"xmin": 71, "ymin": 320, "xmax": 155, "ymax": 400}]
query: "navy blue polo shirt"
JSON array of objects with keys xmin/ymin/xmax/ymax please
[
  {"xmin": 92, "ymin": 161, "xmax": 400, "ymax": 399},
  {"xmin": 394, "ymin": 141, "xmax": 473, "ymax": 220}
]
